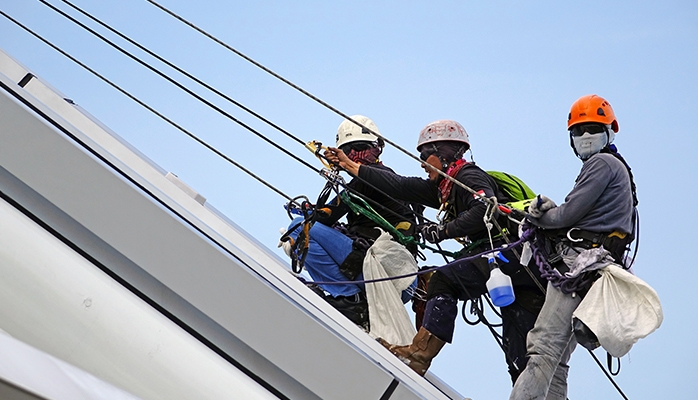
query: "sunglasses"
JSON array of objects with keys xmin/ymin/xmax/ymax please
[
  {"xmin": 340, "ymin": 142, "xmax": 373, "ymax": 154},
  {"xmin": 569, "ymin": 123, "xmax": 607, "ymax": 137},
  {"xmin": 419, "ymin": 146, "xmax": 439, "ymax": 162}
]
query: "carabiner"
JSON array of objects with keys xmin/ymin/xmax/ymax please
[{"xmin": 566, "ymin": 227, "xmax": 584, "ymax": 242}]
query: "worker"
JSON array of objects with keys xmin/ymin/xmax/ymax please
[
  {"xmin": 283, "ymin": 115, "xmax": 418, "ymax": 330},
  {"xmin": 325, "ymin": 120, "xmax": 551, "ymax": 385},
  {"xmin": 509, "ymin": 95, "xmax": 637, "ymax": 399}
]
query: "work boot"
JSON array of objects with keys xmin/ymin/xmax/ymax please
[
  {"xmin": 380, "ymin": 327, "xmax": 445, "ymax": 376},
  {"xmin": 324, "ymin": 292, "xmax": 369, "ymax": 331}
]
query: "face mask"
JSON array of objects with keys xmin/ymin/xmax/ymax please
[{"xmin": 573, "ymin": 132, "xmax": 608, "ymax": 160}]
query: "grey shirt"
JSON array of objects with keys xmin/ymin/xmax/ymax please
[{"xmin": 531, "ymin": 152, "xmax": 634, "ymax": 234}]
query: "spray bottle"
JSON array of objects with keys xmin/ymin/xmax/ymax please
[{"xmin": 485, "ymin": 251, "xmax": 515, "ymax": 307}]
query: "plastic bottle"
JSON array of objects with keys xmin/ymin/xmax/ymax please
[{"xmin": 487, "ymin": 267, "xmax": 515, "ymax": 307}]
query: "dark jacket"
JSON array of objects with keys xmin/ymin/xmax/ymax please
[
  {"xmin": 317, "ymin": 163, "xmax": 416, "ymax": 240},
  {"xmin": 358, "ymin": 162, "xmax": 511, "ymax": 242}
]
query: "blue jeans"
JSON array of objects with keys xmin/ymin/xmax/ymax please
[
  {"xmin": 287, "ymin": 218, "xmax": 416, "ymax": 301},
  {"xmin": 287, "ymin": 218, "xmax": 360, "ymax": 297},
  {"xmin": 509, "ymin": 280, "xmax": 579, "ymax": 400}
]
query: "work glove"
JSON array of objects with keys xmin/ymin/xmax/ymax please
[
  {"xmin": 277, "ymin": 228, "xmax": 293, "ymax": 257},
  {"xmin": 528, "ymin": 195, "xmax": 556, "ymax": 218},
  {"xmin": 420, "ymin": 223, "xmax": 448, "ymax": 244}
]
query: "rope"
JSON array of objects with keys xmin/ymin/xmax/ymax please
[
  {"xmin": 55, "ymin": 0, "xmax": 306, "ymax": 148},
  {"xmin": 145, "ymin": 0, "xmax": 503, "ymax": 210},
  {"xmin": 0, "ymin": 9, "xmax": 300, "ymax": 206},
  {"xmin": 587, "ymin": 349, "xmax": 630, "ymax": 400},
  {"xmin": 42, "ymin": 0, "xmax": 510, "ymax": 235},
  {"xmin": 34, "ymin": 1, "xmax": 519, "ymax": 234},
  {"xmin": 308, "ymin": 229, "xmax": 531, "ymax": 286},
  {"xmin": 526, "ymin": 222, "xmax": 598, "ymax": 294},
  {"xmin": 12, "ymin": 4, "xmax": 409, "ymax": 224},
  {"xmin": 339, "ymin": 191, "xmax": 414, "ymax": 245},
  {"xmin": 40, "ymin": 0, "xmax": 449, "ymax": 236},
  {"xmin": 38, "ymin": 0, "xmax": 319, "ymax": 174}
]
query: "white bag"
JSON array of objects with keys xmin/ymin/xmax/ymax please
[
  {"xmin": 573, "ymin": 264, "xmax": 663, "ymax": 357},
  {"xmin": 363, "ymin": 230, "xmax": 418, "ymax": 345}
]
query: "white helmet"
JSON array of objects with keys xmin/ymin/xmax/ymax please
[
  {"xmin": 336, "ymin": 115, "xmax": 380, "ymax": 148},
  {"xmin": 416, "ymin": 120, "xmax": 470, "ymax": 151}
]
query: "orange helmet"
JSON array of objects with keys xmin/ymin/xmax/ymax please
[{"xmin": 567, "ymin": 95, "xmax": 619, "ymax": 133}]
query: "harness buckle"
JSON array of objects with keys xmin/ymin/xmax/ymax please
[{"xmin": 566, "ymin": 227, "xmax": 584, "ymax": 243}]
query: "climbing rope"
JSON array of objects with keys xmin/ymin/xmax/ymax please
[
  {"xmin": 338, "ymin": 191, "xmax": 460, "ymax": 256},
  {"xmin": 144, "ymin": 0, "xmax": 506, "ymax": 212},
  {"xmin": 36, "ymin": 0, "xmax": 537, "ymax": 258},
  {"xmin": 0, "ymin": 10, "xmax": 306, "ymax": 208},
  {"xmin": 38, "ymin": 0, "xmax": 319, "ymax": 174},
  {"xmin": 37, "ymin": 0, "xmax": 515, "ymax": 241},
  {"xmin": 587, "ymin": 349, "xmax": 630, "ymax": 400},
  {"xmin": 54, "ymin": 0, "xmax": 307, "ymax": 149},
  {"xmin": 4, "ymin": 6, "xmax": 635, "ymax": 397},
  {"xmin": 308, "ymin": 229, "xmax": 532, "ymax": 287}
]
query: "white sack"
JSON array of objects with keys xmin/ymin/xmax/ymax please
[
  {"xmin": 573, "ymin": 264, "xmax": 663, "ymax": 357},
  {"xmin": 363, "ymin": 231, "xmax": 418, "ymax": 345}
]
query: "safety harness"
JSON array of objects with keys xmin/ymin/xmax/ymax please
[{"xmin": 525, "ymin": 222, "xmax": 633, "ymax": 295}]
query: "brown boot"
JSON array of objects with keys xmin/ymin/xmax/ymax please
[{"xmin": 379, "ymin": 327, "xmax": 445, "ymax": 376}]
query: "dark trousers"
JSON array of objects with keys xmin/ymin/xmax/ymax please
[{"xmin": 422, "ymin": 245, "xmax": 544, "ymax": 384}]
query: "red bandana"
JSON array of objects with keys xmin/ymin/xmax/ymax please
[
  {"xmin": 347, "ymin": 146, "xmax": 383, "ymax": 165},
  {"xmin": 438, "ymin": 159, "xmax": 467, "ymax": 203}
]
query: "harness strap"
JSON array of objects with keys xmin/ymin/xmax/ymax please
[
  {"xmin": 543, "ymin": 227, "xmax": 631, "ymax": 266},
  {"xmin": 545, "ymin": 228, "xmax": 626, "ymax": 247}
]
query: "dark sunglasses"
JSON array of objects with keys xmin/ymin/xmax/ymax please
[
  {"xmin": 569, "ymin": 123, "xmax": 607, "ymax": 137},
  {"xmin": 419, "ymin": 146, "xmax": 439, "ymax": 162},
  {"xmin": 340, "ymin": 142, "xmax": 373, "ymax": 154}
]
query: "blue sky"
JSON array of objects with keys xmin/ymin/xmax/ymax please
[{"xmin": 1, "ymin": 1, "xmax": 696, "ymax": 398}]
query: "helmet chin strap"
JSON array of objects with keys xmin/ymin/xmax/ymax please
[
  {"xmin": 436, "ymin": 143, "xmax": 467, "ymax": 170},
  {"xmin": 439, "ymin": 157, "xmax": 450, "ymax": 170}
]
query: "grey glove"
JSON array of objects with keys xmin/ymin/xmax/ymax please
[
  {"xmin": 420, "ymin": 223, "xmax": 448, "ymax": 244},
  {"xmin": 528, "ymin": 195, "xmax": 556, "ymax": 218}
]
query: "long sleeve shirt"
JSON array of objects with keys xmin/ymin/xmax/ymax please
[
  {"xmin": 358, "ymin": 162, "xmax": 507, "ymax": 242},
  {"xmin": 531, "ymin": 153, "xmax": 634, "ymax": 234},
  {"xmin": 317, "ymin": 163, "xmax": 416, "ymax": 240}
]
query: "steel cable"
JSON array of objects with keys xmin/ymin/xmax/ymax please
[{"xmin": 0, "ymin": 10, "xmax": 298, "ymax": 204}]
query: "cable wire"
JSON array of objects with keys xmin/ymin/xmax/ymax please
[
  {"xmin": 3, "ymin": 9, "xmax": 630, "ymax": 396},
  {"xmin": 39, "ymin": 0, "xmax": 436, "ymax": 229},
  {"xmin": 38, "ymin": 0, "xmax": 320, "ymax": 174},
  {"xmin": 56, "ymin": 0, "xmax": 305, "ymax": 148},
  {"xmin": 0, "ymin": 9, "xmax": 297, "ymax": 204},
  {"xmin": 144, "ymin": 0, "xmax": 496, "ymax": 205},
  {"xmin": 587, "ymin": 348, "xmax": 630, "ymax": 400}
]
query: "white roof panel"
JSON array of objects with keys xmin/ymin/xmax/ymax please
[{"xmin": 0, "ymin": 47, "xmax": 463, "ymax": 400}]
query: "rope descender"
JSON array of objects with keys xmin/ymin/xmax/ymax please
[
  {"xmin": 305, "ymin": 140, "xmax": 332, "ymax": 169},
  {"xmin": 279, "ymin": 195, "xmax": 315, "ymax": 274},
  {"xmin": 279, "ymin": 173, "xmax": 342, "ymax": 274}
]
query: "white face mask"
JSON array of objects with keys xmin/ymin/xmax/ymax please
[{"xmin": 573, "ymin": 132, "xmax": 608, "ymax": 160}]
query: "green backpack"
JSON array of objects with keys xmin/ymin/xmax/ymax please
[{"xmin": 486, "ymin": 171, "xmax": 536, "ymax": 211}]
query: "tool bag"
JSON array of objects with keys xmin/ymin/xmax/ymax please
[
  {"xmin": 363, "ymin": 230, "xmax": 418, "ymax": 345},
  {"xmin": 573, "ymin": 264, "xmax": 663, "ymax": 357}
]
